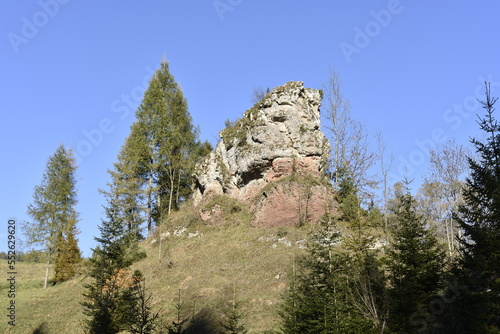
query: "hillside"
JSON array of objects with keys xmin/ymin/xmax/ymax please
[
  {"xmin": 2, "ymin": 81, "xmax": 335, "ymax": 334},
  {"xmin": 1, "ymin": 217, "xmax": 314, "ymax": 334}
]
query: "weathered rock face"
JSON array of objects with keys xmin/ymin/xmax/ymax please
[{"xmin": 193, "ymin": 81, "xmax": 334, "ymax": 227}]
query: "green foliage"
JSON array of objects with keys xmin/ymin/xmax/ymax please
[
  {"xmin": 220, "ymin": 104, "xmax": 264, "ymax": 150},
  {"xmin": 128, "ymin": 275, "xmax": 160, "ymax": 334},
  {"xmin": 279, "ymin": 217, "xmax": 377, "ymax": 334},
  {"xmin": 53, "ymin": 224, "xmax": 81, "ymax": 283},
  {"xmin": 220, "ymin": 293, "xmax": 248, "ymax": 334},
  {"xmin": 108, "ymin": 59, "xmax": 210, "ymax": 238},
  {"xmin": 82, "ymin": 201, "xmax": 147, "ymax": 333},
  {"xmin": 453, "ymin": 83, "xmax": 500, "ymax": 332},
  {"xmin": 24, "ymin": 144, "xmax": 81, "ymax": 283},
  {"xmin": 385, "ymin": 183, "xmax": 444, "ymax": 333},
  {"xmin": 105, "ymin": 125, "xmax": 147, "ymax": 241},
  {"xmin": 164, "ymin": 290, "xmax": 190, "ymax": 334},
  {"xmin": 201, "ymin": 195, "xmax": 251, "ymax": 226}
]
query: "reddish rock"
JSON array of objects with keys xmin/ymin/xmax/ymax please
[{"xmin": 193, "ymin": 81, "xmax": 334, "ymax": 227}]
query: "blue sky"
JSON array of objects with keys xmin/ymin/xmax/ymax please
[{"xmin": 1, "ymin": 1, "xmax": 499, "ymax": 257}]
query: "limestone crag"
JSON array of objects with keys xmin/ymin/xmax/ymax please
[{"xmin": 194, "ymin": 81, "xmax": 334, "ymax": 227}]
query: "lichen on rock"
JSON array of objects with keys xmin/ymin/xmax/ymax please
[{"xmin": 193, "ymin": 81, "xmax": 334, "ymax": 227}]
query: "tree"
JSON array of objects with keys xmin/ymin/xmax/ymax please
[
  {"xmin": 279, "ymin": 216, "xmax": 376, "ymax": 334},
  {"xmin": 128, "ymin": 276, "xmax": 160, "ymax": 334},
  {"xmin": 453, "ymin": 83, "xmax": 500, "ymax": 332},
  {"xmin": 82, "ymin": 200, "xmax": 143, "ymax": 333},
  {"xmin": 220, "ymin": 289, "xmax": 248, "ymax": 334},
  {"xmin": 24, "ymin": 144, "xmax": 80, "ymax": 288},
  {"xmin": 323, "ymin": 68, "xmax": 351, "ymax": 187},
  {"xmin": 336, "ymin": 170, "xmax": 388, "ymax": 333},
  {"xmin": 322, "ymin": 68, "xmax": 378, "ymax": 200},
  {"xmin": 111, "ymin": 59, "xmax": 210, "ymax": 239},
  {"xmin": 250, "ymin": 86, "xmax": 270, "ymax": 104},
  {"xmin": 104, "ymin": 126, "xmax": 147, "ymax": 242},
  {"xmin": 418, "ymin": 139, "xmax": 468, "ymax": 260},
  {"xmin": 164, "ymin": 290, "xmax": 189, "ymax": 334},
  {"xmin": 385, "ymin": 182, "xmax": 444, "ymax": 333},
  {"xmin": 375, "ymin": 131, "xmax": 394, "ymax": 231},
  {"xmin": 53, "ymin": 223, "xmax": 81, "ymax": 283}
]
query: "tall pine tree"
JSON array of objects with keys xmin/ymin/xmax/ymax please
[
  {"xmin": 24, "ymin": 144, "xmax": 81, "ymax": 288},
  {"xmin": 453, "ymin": 83, "xmax": 500, "ymax": 332}
]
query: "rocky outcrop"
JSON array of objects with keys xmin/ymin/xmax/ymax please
[{"xmin": 193, "ymin": 81, "xmax": 334, "ymax": 227}]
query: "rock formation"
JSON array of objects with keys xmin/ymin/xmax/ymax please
[{"xmin": 193, "ymin": 81, "xmax": 334, "ymax": 227}]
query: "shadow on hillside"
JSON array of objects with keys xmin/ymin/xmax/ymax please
[
  {"xmin": 184, "ymin": 307, "xmax": 221, "ymax": 334},
  {"xmin": 32, "ymin": 322, "xmax": 48, "ymax": 334}
]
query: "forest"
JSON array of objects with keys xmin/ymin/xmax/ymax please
[{"xmin": 18, "ymin": 60, "xmax": 500, "ymax": 334}]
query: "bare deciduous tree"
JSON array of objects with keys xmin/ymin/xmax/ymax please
[
  {"xmin": 375, "ymin": 131, "xmax": 394, "ymax": 230},
  {"xmin": 250, "ymin": 86, "xmax": 269, "ymax": 104},
  {"xmin": 419, "ymin": 139, "xmax": 469, "ymax": 259},
  {"xmin": 323, "ymin": 68, "xmax": 378, "ymax": 201}
]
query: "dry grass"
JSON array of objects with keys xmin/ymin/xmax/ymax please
[
  {"xmin": 136, "ymin": 223, "xmax": 309, "ymax": 333},
  {"xmin": 0, "ymin": 222, "xmax": 310, "ymax": 333}
]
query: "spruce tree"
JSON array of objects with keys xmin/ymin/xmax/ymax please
[
  {"xmin": 453, "ymin": 83, "xmax": 500, "ymax": 332},
  {"xmin": 385, "ymin": 182, "xmax": 444, "ymax": 333},
  {"xmin": 279, "ymin": 217, "xmax": 374, "ymax": 334},
  {"xmin": 24, "ymin": 144, "xmax": 80, "ymax": 287},
  {"xmin": 220, "ymin": 290, "xmax": 248, "ymax": 334},
  {"xmin": 82, "ymin": 199, "xmax": 141, "ymax": 333},
  {"xmin": 280, "ymin": 168, "xmax": 387, "ymax": 334},
  {"xmin": 128, "ymin": 276, "xmax": 160, "ymax": 334}
]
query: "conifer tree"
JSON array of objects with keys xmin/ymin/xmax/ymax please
[
  {"xmin": 82, "ymin": 200, "xmax": 142, "ymax": 333},
  {"xmin": 336, "ymin": 169, "xmax": 388, "ymax": 332},
  {"xmin": 220, "ymin": 290, "xmax": 248, "ymax": 334},
  {"xmin": 128, "ymin": 276, "xmax": 160, "ymax": 334},
  {"xmin": 24, "ymin": 144, "xmax": 80, "ymax": 288},
  {"xmin": 453, "ymin": 83, "xmax": 500, "ymax": 332},
  {"xmin": 279, "ymin": 217, "xmax": 374, "ymax": 334},
  {"xmin": 165, "ymin": 290, "xmax": 189, "ymax": 334},
  {"xmin": 105, "ymin": 125, "xmax": 147, "ymax": 242},
  {"xmin": 53, "ymin": 223, "xmax": 81, "ymax": 283},
  {"xmin": 111, "ymin": 59, "xmax": 211, "ymax": 238},
  {"xmin": 385, "ymin": 182, "xmax": 444, "ymax": 333}
]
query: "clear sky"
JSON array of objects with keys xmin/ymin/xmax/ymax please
[{"xmin": 1, "ymin": 1, "xmax": 499, "ymax": 257}]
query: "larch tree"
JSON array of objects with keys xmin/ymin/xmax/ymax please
[
  {"xmin": 113, "ymin": 59, "xmax": 209, "ymax": 238},
  {"xmin": 104, "ymin": 125, "xmax": 147, "ymax": 242},
  {"xmin": 453, "ymin": 83, "xmax": 500, "ymax": 332},
  {"xmin": 24, "ymin": 144, "xmax": 80, "ymax": 288}
]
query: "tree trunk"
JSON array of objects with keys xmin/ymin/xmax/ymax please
[
  {"xmin": 44, "ymin": 261, "xmax": 49, "ymax": 289},
  {"xmin": 168, "ymin": 170, "xmax": 175, "ymax": 216},
  {"xmin": 147, "ymin": 172, "xmax": 153, "ymax": 238},
  {"xmin": 176, "ymin": 168, "xmax": 181, "ymax": 205}
]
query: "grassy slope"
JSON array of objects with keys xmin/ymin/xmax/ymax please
[
  {"xmin": 0, "ymin": 224, "xmax": 310, "ymax": 334},
  {"xmin": 0, "ymin": 261, "xmax": 87, "ymax": 333}
]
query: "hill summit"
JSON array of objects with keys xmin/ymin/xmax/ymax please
[{"xmin": 193, "ymin": 81, "xmax": 334, "ymax": 227}]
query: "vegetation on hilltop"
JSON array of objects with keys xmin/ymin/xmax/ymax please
[{"xmin": 16, "ymin": 57, "xmax": 500, "ymax": 333}]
